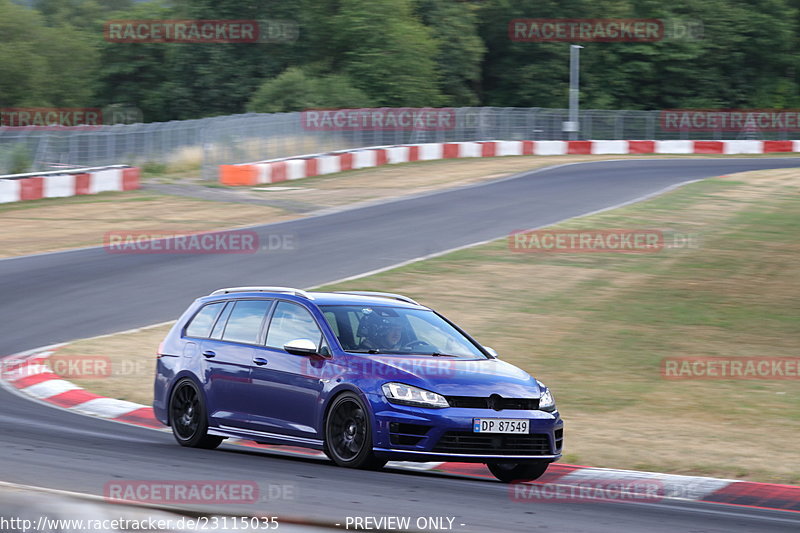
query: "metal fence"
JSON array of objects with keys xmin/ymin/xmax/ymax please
[{"xmin": 0, "ymin": 108, "xmax": 794, "ymax": 179}]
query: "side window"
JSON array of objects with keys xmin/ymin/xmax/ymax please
[
  {"xmin": 323, "ymin": 311, "xmax": 340, "ymax": 337},
  {"xmin": 348, "ymin": 311, "xmax": 363, "ymax": 345},
  {"xmin": 266, "ymin": 301, "xmax": 323, "ymax": 350},
  {"xmin": 209, "ymin": 302, "xmax": 233, "ymax": 340},
  {"xmin": 221, "ymin": 300, "xmax": 272, "ymax": 345},
  {"xmin": 185, "ymin": 302, "xmax": 225, "ymax": 339}
]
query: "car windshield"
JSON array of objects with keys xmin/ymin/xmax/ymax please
[{"xmin": 320, "ymin": 305, "xmax": 487, "ymax": 359}]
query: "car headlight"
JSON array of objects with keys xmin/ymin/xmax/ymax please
[
  {"xmin": 537, "ymin": 381, "xmax": 556, "ymax": 412},
  {"xmin": 382, "ymin": 382, "xmax": 449, "ymax": 409}
]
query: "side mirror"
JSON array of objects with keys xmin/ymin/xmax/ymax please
[
  {"xmin": 284, "ymin": 338, "xmax": 319, "ymax": 356},
  {"xmin": 485, "ymin": 346, "xmax": 499, "ymax": 359}
]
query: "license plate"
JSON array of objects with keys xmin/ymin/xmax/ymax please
[{"xmin": 473, "ymin": 418, "xmax": 529, "ymax": 434}]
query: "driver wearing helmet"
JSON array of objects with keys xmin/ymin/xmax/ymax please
[{"xmin": 358, "ymin": 312, "xmax": 405, "ymax": 351}]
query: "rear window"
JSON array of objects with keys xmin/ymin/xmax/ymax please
[
  {"xmin": 209, "ymin": 302, "xmax": 233, "ymax": 339},
  {"xmin": 185, "ymin": 302, "xmax": 225, "ymax": 338},
  {"xmin": 221, "ymin": 300, "xmax": 273, "ymax": 345}
]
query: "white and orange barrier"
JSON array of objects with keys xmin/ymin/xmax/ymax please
[
  {"xmin": 0, "ymin": 165, "xmax": 140, "ymax": 203},
  {"xmin": 219, "ymin": 139, "xmax": 800, "ymax": 186}
]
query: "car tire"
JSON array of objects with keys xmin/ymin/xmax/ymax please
[
  {"xmin": 324, "ymin": 392, "xmax": 387, "ymax": 470},
  {"xmin": 169, "ymin": 379, "xmax": 223, "ymax": 450},
  {"xmin": 487, "ymin": 462, "xmax": 549, "ymax": 483}
]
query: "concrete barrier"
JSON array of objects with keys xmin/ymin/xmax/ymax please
[
  {"xmin": 0, "ymin": 165, "xmax": 140, "ymax": 203},
  {"xmin": 219, "ymin": 140, "xmax": 800, "ymax": 186}
]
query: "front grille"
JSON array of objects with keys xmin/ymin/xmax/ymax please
[
  {"xmin": 433, "ymin": 431, "xmax": 553, "ymax": 455},
  {"xmin": 389, "ymin": 422, "xmax": 431, "ymax": 446},
  {"xmin": 554, "ymin": 428, "xmax": 564, "ymax": 451},
  {"xmin": 446, "ymin": 396, "xmax": 539, "ymax": 410}
]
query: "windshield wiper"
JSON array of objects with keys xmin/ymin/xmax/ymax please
[{"xmin": 349, "ymin": 349, "xmax": 458, "ymax": 356}]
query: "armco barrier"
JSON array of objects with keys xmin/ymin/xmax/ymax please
[
  {"xmin": 219, "ymin": 139, "xmax": 800, "ymax": 186},
  {"xmin": 0, "ymin": 165, "xmax": 140, "ymax": 203}
]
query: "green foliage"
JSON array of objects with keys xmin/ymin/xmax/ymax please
[
  {"xmin": 477, "ymin": 0, "xmax": 800, "ymax": 109},
  {"xmin": 33, "ymin": 0, "xmax": 133, "ymax": 30},
  {"xmin": 0, "ymin": 0, "xmax": 98, "ymax": 107},
  {"xmin": 328, "ymin": 0, "xmax": 445, "ymax": 106},
  {"xmin": 93, "ymin": 1, "xmax": 175, "ymax": 121},
  {"xmin": 141, "ymin": 160, "xmax": 167, "ymax": 177},
  {"xmin": 2, "ymin": 0, "xmax": 798, "ymax": 118},
  {"xmin": 416, "ymin": 0, "xmax": 486, "ymax": 106},
  {"xmin": 247, "ymin": 67, "xmax": 374, "ymax": 113},
  {"xmin": 0, "ymin": 143, "xmax": 33, "ymax": 174},
  {"xmin": 155, "ymin": 0, "xmax": 304, "ymax": 119}
]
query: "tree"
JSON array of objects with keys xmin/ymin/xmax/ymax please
[
  {"xmin": 247, "ymin": 67, "xmax": 374, "ymax": 113},
  {"xmin": 158, "ymin": 0, "xmax": 303, "ymax": 119},
  {"xmin": 416, "ymin": 0, "xmax": 486, "ymax": 106},
  {"xmin": 33, "ymin": 0, "xmax": 133, "ymax": 30},
  {"xmin": 0, "ymin": 0, "xmax": 98, "ymax": 107},
  {"xmin": 477, "ymin": 0, "xmax": 800, "ymax": 109},
  {"xmin": 328, "ymin": 0, "xmax": 445, "ymax": 106},
  {"xmin": 476, "ymin": 0, "xmax": 594, "ymax": 108},
  {"xmin": 92, "ymin": 1, "xmax": 175, "ymax": 121}
]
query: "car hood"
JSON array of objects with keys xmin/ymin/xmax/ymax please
[{"xmin": 348, "ymin": 354, "xmax": 541, "ymax": 398}]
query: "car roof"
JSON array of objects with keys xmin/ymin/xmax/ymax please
[{"xmin": 200, "ymin": 287, "xmax": 429, "ymax": 310}]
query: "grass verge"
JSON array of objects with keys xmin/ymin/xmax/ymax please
[{"xmin": 5, "ymin": 154, "xmax": 795, "ymax": 258}]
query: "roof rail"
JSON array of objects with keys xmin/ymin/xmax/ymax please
[
  {"xmin": 210, "ymin": 286, "xmax": 313, "ymax": 299},
  {"xmin": 332, "ymin": 291, "xmax": 420, "ymax": 306}
]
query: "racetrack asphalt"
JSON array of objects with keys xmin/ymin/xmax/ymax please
[{"xmin": 1, "ymin": 157, "xmax": 799, "ymax": 532}]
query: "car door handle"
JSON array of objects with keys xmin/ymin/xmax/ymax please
[
  {"xmin": 202, "ymin": 350, "xmax": 216, "ymax": 358},
  {"xmin": 252, "ymin": 357, "xmax": 268, "ymax": 366}
]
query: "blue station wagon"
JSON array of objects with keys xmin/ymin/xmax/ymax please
[{"xmin": 154, "ymin": 287, "xmax": 563, "ymax": 482}]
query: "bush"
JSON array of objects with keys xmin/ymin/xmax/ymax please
[
  {"xmin": 0, "ymin": 143, "xmax": 32, "ymax": 175},
  {"xmin": 247, "ymin": 67, "xmax": 375, "ymax": 113},
  {"xmin": 141, "ymin": 160, "xmax": 167, "ymax": 177}
]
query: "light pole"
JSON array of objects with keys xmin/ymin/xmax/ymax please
[{"xmin": 565, "ymin": 44, "xmax": 583, "ymax": 140}]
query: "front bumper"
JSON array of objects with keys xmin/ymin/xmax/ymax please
[{"xmin": 370, "ymin": 396, "xmax": 563, "ymax": 463}]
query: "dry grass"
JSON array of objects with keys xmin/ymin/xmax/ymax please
[
  {"xmin": 0, "ymin": 155, "xmax": 600, "ymax": 258},
  {"xmin": 0, "ymin": 192, "xmax": 295, "ymax": 257},
  {"xmin": 3, "ymin": 154, "xmax": 772, "ymax": 258},
  {"xmin": 55, "ymin": 323, "xmax": 173, "ymax": 405}
]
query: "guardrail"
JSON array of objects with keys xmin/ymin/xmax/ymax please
[
  {"xmin": 219, "ymin": 139, "xmax": 800, "ymax": 186},
  {"xmin": 0, "ymin": 165, "xmax": 140, "ymax": 203}
]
